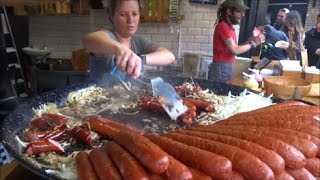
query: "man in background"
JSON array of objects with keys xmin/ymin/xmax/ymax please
[{"xmin": 273, "ymin": 8, "xmax": 290, "ymax": 30}]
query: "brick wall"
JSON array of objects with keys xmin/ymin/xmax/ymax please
[
  {"xmin": 304, "ymin": 1, "xmax": 320, "ymax": 31},
  {"xmin": 29, "ymin": 1, "xmax": 318, "ymax": 60}
]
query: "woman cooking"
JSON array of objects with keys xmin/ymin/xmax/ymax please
[{"xmin": 82, "ymin": 0, "xmax": 175, "ymax": 81}]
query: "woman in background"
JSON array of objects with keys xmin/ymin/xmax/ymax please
[
  {"xmin": 82, "ymin": 0, "xmax": 175, "ymax": 81},
  {"xmin": 282, "ymin": 10, "xmax": 305, "ymax": 61},
  {"xmin": 304, "ymin": 14, "xmax": 320, "ymax": 68}
]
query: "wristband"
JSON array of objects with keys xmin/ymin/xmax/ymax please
[{"xmin": 140, "ymin": 55, "xmax": 147, "ymax": 65}]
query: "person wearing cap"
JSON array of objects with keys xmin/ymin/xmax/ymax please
[
  {"xmin": 273, "ymin": 8, "xmax": 290, "ymax": 30},
  {"xmin": 209, "ymin": 0, "xmax": 265, "ymax": 83}
]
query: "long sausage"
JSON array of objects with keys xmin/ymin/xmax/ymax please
[
  {"xmin": 113, "ymin": 130, "xmax": 169, "ymax": 174},
  {"xmin": 164, "ymin": 133, "xmax": 274, "ymax": 180},
  {"xmin": 144, "ymin": 133, "xmax": 232, "ymax": 179},
  {"xmin": 88, "ymin": 149, "xmax": 121, "ymax": 180},
  {"xmin": 286, "ymin": 168, "xmax": 316, "ymax": 180},
  {"xmin": 86, "ymin": 117, "xmax": 120, "ymax": 138},
  {"xmin": 162, "ymin": 155, "xmax": 192, "ymax": 180},
  {"xmin": 41, "ymin": 113, "xmax": 69, "ymax": 126},
  {"xmin": 106, "ymin": 141, "xmax": 148, "ymax": 180},
  {"xmin": 175, "ymin": 130, "xmax": 285, "ymax": 176},
  {"xmin": 212, "ymin": 125, "xmax": 318, "ymax": 158},
  {"xmin": 84, "ymin": 115, "xmax": 142, "ymax": 134},
  {"xmin": 187, "ymin": 167, "xmax": 212, "ymax": 180},
  {"xmin": 189, "ymin": 127, "xmax": 306, "ymax": 169},
  {"xmin": 305, "ymin": 158, "xmax": 320, "ymax": 177},
  {"xmin": 275, "ymin": 171, "xmax": 294, "ymax": 180},
  {"xmin": 76, "ymin": 151, "xmax": 98, "ymax": 180}
]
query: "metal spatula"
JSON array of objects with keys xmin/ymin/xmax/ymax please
[{"xmin": 151, "ymin": 77, "xmax": 188, "ymax": 120}]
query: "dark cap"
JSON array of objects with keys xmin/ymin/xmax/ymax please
[{"xmin": 222, "ymin": 0, "xmax": 250, "ymax": 11}]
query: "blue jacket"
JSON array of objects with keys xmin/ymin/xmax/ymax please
[{"xmin": 262, "ymin": 25, "xmax": 289, "ymax": 60}]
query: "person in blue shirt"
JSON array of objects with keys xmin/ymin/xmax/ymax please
[
  {"xmin": 82, "ymin": 0, "xmax": 175, "ymax": 81},
  {"xmin": 273, "ymin": 8, "xmax": 290, "ymax": 30},
  {"xmin": 304, "ymin": 14, "xmax": 320, "ymax": 68},
  {"xmin": 262, "ymin": 25, "xmax": 289, "ymax": 60}
]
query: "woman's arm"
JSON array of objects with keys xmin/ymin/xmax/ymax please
[{"xmin": 144, "ymin": 47, "xmax": 175, "ymax": 66}]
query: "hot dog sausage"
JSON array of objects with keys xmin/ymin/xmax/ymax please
[
  {"xmin": 144, "ymin": 134, "xmax": 232, "ymax": 179},
  {"xmin": 43, "ymin": 123, "xmax": 68, "ymax": 141},
  {"xmin": 213, "ymin": 125, "xmax": 318, "ymax": 158},
  {"xmin": 164, "ymin": 133, "xmax": 274, "ymax": 180},
  {"xmin": 162, "ymin": 155, "xmax": 192, "ymax": 180},
  {"xmin": 71, "ymin": 126, "xmax": 92, "ymax": 145},
  {"xmin": 76, "ymin": 151, "xmax": 98, "ymax": 180},
  {"xmin": 29, "ymin": 117, "xmax": 53, "ymax": 131},
  {"xmin": 189, "ymin": 127, "xmax": 306, "ymax": 170},
  {"xmin": 88, "ymin": 149, "xmax": 121, "ymax": 180},
  {"xmin": 86, "ymin": 117, "xmax": 119, "ymax": 138},
  {"xmin": 286, "ymin": 168, "xmax": 316, "ymax": 180},
  {"xmin": 187, "ymin": 167, "xmax": 212, "ymax": 180},
  {"xmin": 229, "ymin": 171, "xmax": 245, "ymax": 180},
  {"xmin": 175, "ymin": 130, "xmax": 285, "ymax": 176},
  {"xmin": 106, "ymin": 141, "xmax": 148, "ymax": 180},
  {"xmin": 305, "ymin": 158, "xmax": 320, "ymax": 177},
  {"xmin": 113, "ymin": 130, "xmax": 169, "ymax": 174}
]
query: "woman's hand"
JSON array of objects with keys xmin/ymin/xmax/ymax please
[{"xmin": 115, "ymin": 46, "xmax": 142, "ymax": 79}]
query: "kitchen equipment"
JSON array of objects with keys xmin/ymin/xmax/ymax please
[
  {"xmin": 111, "ymin": 67, "xmax": 187, "ymax": 120},
  {"xmin": 151, "ymin": 77, "xmax": 188, "ymax": 120},
  {"xmin": 264, "ymin": 76, "xmax": 312, "ymax": 99}
]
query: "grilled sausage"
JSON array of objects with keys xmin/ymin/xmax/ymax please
[
  {"xmin": 183, "ymin": 98, "xmax": 214, "ymax": 112},
  {"xmin": 113, "ymin": 130, "xmax": 169, "ymax": 174},
  {"xmin": 189, "ymin": 127, "xmax": 306, "ymax": 169},
  {"xmin": 187, "ymin": 167, "xmax": 212, "ymax": 180},
  {"xmin": 71, "ymin": 126, "xmax": 92, "ymax": 145},
  {"xmin": 43, "ymin": 123, "xmax": 68, "ymax": 141},
  {"xmin": 175, "ymin": 130, "xmax": 285, "ymax": 176},
  {"xmin": 25, "ymin": 139, "xmax": 64, "ymax": 155},
  {"xmin": 76, "ymin": 151, "xmax": 98, "ymax": 180},
  {"xmin": 286, "ymin": 168, "xmax": 316, "ymax": 180},
  {"xmin": 275, "ymin": 171, "xmax": 294, "ymax": 180},
  {"xmin": 89, "ymin": 149, "xmax": 121, "ymax": 180},
  {"xmin": 212, "ymin": 125, "xmax": 318, "ymax": 158},
  {"xmin": 305, "ymin": 158, "xmax": 320, "ymax": 177},
  {"xmin": 164, "ymin": 133, "xmax": 274, "ymax": 180},
  {"xmin": 106, "ymin": 141, "xmax": 148, "ymax": 180},
  {"xmin": 84, "ymin": 116, "xmax": 142, "ymax": 134},
  {"xmin": 86, "ymin": 117, "xmax": 119, "ymax": 138},
  {"xmin": 162, "ymin": 155, "xmax": 192, "ymax": 180},
  {"xmin": 144, "ymin": 134, "xmax": 232, "ymax": 179},
  {"xmin": 41, "ymin": 113, "xmax": 69, "ymax": 126}
]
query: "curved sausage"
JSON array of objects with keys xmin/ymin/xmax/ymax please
[
  {"xmin": 76, "ymin": 151, "xmax": 98, "ymax": 180},
  {"xmin": 305, "ymin": 158, "xmax": 320, "ymax": 177},
  {"xmin": 29, "ymin": 117, "xmax": 53, "ymax": 131},
  {"xmin": 25, "ymin": 139, "xmax": 64, "ymax": 155},
  {"xmin": 213, "ymin": 125, "xmax": 318, "ymax": 158},
  {"xmin": 43, "ymin": 123, "xmax": 68, "ymax": 141},
  {"xmin": 286, "ymin": 168, "xmax": 316, "ymax": 180},
  {"xmin": 106, "ymin": 141, "xmax": 148, "ymax": 180},
  {"xmin": 187, "ymin": 167, "xmax": 212, "ymax": 180},
  {"xmin": 183, "ymin": 98, "xmax": 214, "ymax": 112},
  {"xmin": 175, "ymin": 130, "xmax": 285, "ymax": 176},
  {"xmin": 190, "ymin": 126, "xmax": 306, "ymax": 170},
  {"xmin": 88, "ymin": 149, "xmax": 121, "ymax": 180},
  {"xmin": 164, "ymin": 133, "xmax": 274, "ymax": 180},
  {"xmin": 144, "ymin": 133, "xmax": 232, "ymax": 179},
  {"xmin": 275, "ymin": 171, "xmax": 294, "ymax": 180},
  {"xmin": 162, "ymin": 155, "xmax": 192, "ymax": 180},
  {"xmin": 113, "ymin": 130, "xmax": 169, "ymax": 174}
]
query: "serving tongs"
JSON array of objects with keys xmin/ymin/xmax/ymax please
[{"xmin": 111, "ymin": 66, "xmax": 188, "ymax": 120}]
